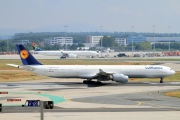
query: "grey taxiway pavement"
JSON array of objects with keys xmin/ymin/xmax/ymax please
[
  {"xmin": 0, "ymin": 80, "xmax": 180, "ymax": 111},
  {"xmin": 0, "ymin": 79, "xmax": 180, "ymax": 120},
  {"xmin": 0, "ymin": 55, "xmax": 180, "ymax": 120},
  {"xmin": 1, "ymin": 107, "xmax": 180, "ymax": 113}
]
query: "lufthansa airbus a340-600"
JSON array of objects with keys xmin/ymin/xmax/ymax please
[{"xmin": 7, "ymin": 44, "xmax": 175, "ymax": 84}]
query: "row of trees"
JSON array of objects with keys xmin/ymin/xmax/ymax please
[
  {"xmin": 1, "ymin": 31, "xmax": 180, "ymax": 52},
  {"xmin": 0, "ymin": 40, "xmax": 86, "ymax": 52},
  {"xmin": 100, "ymin": 36, "xmax": 180, "ymax": 51},
  {"xmin": 99, "ymin": 36, "xmax": 152, "ymax": 51},
  {"xmin": 12, "ymin": 32, "xmax": 180, "ymax": 42},
  {"xmin": 0, "ymin": 40, "xmax": 180, "ymax": 52}
]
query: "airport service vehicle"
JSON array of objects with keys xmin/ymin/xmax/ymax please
[
  {"xmin": 7, "ymin": 44, "xmax": 175, "ymax": 84},
  {"xmin": 31, "ymin": 42, "xmax": 99, "ymax": 58},
  {"xmin": 117, "ymin": 53, "xmax": 129, "ymax": 57}
]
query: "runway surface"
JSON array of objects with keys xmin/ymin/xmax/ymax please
[{"xmin": 0, "ymin": 78, "xmax": 180, "ymax": 120}]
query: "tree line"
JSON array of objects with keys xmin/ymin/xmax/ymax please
[
  {"xmin": 1, "ymin": 39, "xmax": 180, "ymax": 52},
  {"xmin": 0, "ymin": 32, "xmax": 180, "ymax": 52},
  {"xmin": 12, "ymin": 32, "xmax": 180, "ymax": 44}
]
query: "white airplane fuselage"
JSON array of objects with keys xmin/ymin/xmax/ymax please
[
  {"xmin": 34, "ymin": 51, "xmax": 99, "ymax": 57},
  {"xmin": 28, "ymin": 65, "xmax": 174, "ymax": 79},
  {"xmin": 8, "ymin": 44, "xmax": 175, "ymax": 84}
]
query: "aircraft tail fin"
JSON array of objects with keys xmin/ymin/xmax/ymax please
[
  {"xmin": 31, "ymin": 42, "xmax": 41, "ymax": 51},
  {"xmin": 16, "ymin": 44, "xmax": 42, "ymax": 65}
]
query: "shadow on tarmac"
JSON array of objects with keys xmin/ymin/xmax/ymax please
[{"xmin": 43, "ymin": 81, "xmax": 179, "ymax": 88}]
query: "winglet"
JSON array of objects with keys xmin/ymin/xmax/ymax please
[{"xmin": 16, "ymin": 44, "xmax": 42, "ymax": 65}]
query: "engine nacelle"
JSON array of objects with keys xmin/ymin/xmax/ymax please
[
  {"xmin": 111, "ymin": 73, "xmax": 129, "ymax": 83},
  {"xmin": 68, "ymin": 54, "xmax": 78, "ymax": 58}
]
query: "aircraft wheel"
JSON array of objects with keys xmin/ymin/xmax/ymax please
[
  {"xmin": 160, "ymin": 78, "xmax": 164, "ymax": 83},
  {"xmin": 83, "ymin": 80, "xmax": 87, "ymax": 84},
  {"xmin": 96, "ymin": 81, "xmax": 102, "ymax": 84}
]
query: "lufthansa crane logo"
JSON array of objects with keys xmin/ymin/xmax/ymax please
[{"xmin": 20, "ymin": 50, "xmax": 29, "ymax": 59}]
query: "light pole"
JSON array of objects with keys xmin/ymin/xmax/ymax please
[
  {"xmin": 7, "ymin": 39, "xmax": 8, "ymax": 52},
  {"xmin": 131, "ymin": 26, "xmax": 134, "ymax": 55},
  {"xmin": 100, "ymin": 26, "xmax": 103, "ymax": 57},
  {"xmin": 64, "ymin": 25, "xmax": 68, "ymax": 50},
  {"xmin": 153, "ymin": 25, "xmax": 155, "ymax": 57},
  {"xmin": 168, "ymin": 26, "xmax": 171, "ymax": 52}
]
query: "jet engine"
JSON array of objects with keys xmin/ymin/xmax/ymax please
[{"xmin": 111, "ymin": 73, "xmax": 129, "ymax": 83}]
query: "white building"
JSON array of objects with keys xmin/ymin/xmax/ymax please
[
  {"xmin": 44, "ymin": 38, "xmax": 51, "ymax": 45},
  {"xmin": 18, "ymin": 40, "xmax": 29, "ymax": 45},
  {"xmin": 115, "ymin": 38, "xmax": 127, "ymax": 46},
  {"xmin": 44, "ymin": 37, "xmax": 73, "ymax": 46},
  {"xmin": 86, "ymin": 36, "xmax": 103, "ymax": 45}
]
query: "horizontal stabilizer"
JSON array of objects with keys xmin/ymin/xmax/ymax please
[
  {"xmin": 7, "ymin": 64, "xmax": 19, "ymax": 68},
  {"xmin": 7, "ymin": 64, "xmax": 34, "ymax": 71}
]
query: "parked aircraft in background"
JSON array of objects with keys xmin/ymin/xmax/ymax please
[
  {"xmin": 7, "ymin": 44, "xmax": 175, "ymax": 84},
  {"xmin": 31, "ymin": 42, "xmax": 99, "ymax": 58}
]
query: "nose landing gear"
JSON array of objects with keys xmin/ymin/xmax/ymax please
[{"xmin": 160, "ymin": 78, "xmax": 164, "ymax": 83}]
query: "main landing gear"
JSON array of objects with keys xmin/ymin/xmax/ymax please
[
  {"xmin": 160, "ymin": 78, "xmax": 164, "ymax": 83},
  {"xmin": 60, "ymin": 56, "xmax": 66, "ymax": 59},
  {"xmin": 83, "ymin": 79, "xmax": 102, "ymax": 84}
]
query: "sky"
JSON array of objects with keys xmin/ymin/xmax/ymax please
[{"xmin": 0, "ymin": 0, "xmax": 180, "ymax": 34}]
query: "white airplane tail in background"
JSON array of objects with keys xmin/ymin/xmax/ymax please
[{"xmin": 31, "ymin": 42, "xmax": 41, "ymax": 51}]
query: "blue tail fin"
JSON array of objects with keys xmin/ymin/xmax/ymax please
[
  {"xmin": 31, "ymin": 42, "xmax": 41, "ymax": 51},
  {"xmin": 16, "ymin": 44, "xmax": 42, "ymax": 65}
]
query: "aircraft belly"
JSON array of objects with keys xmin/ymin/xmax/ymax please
[{"xmin": 76, "ymin": 69, "xmax": 98, "ymax": 79}]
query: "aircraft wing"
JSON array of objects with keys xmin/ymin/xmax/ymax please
[
  {"xmin": 61, "ymin": 52, "xmax": 77, "ymax": 58},
  {"xmin": 79, "ymin": 69, "xmax": 113, "ymax": 79},
  {"xmin": 61, "ymin": 52, "xmax": 68, "ymax": 57},
  {"xmin": 97, "ymin": 69, "xmax": 112, "ymax": 76}
]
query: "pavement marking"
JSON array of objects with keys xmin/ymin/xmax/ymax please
[
  {"xmin": 1, "ymin": 91, "xmax": 66, "ymax": 106},
  {"xmin": 38, "ymin": 94, "xmax": 66, "ymax": 104},
  {"xmin": 136, "ymin": 101, "xmax": 142, "ymax": 106}
]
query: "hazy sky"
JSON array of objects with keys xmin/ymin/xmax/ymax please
[{"xmin": 0, "ymin": 0, "xmax": 180, "ymax": 33}]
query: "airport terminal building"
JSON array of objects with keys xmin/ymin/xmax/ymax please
[
  {"xmin": 146, "ymin": 37, "xmax": 180, "ymax": 43},
  {"xmin": 17, "ymin": 40, "xmax": 29, "ymax": 45},
  {"xmin": 127, "ymin": 35, "xmax": 146, "ymax": 44},
  {"xmin": 44, "ymin": 37, "xmax": 73, "ymax": 46},
  {"xmin": 127, "ymin": 36, "xmax": 180, "ymax": 44},
  {"xmin": 115, "ymin": 38, "xmax": 127, "ymax": 46},
  {"xmin": 86, "ymin": 36, "xmax": 103, "ymax": 45}
]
